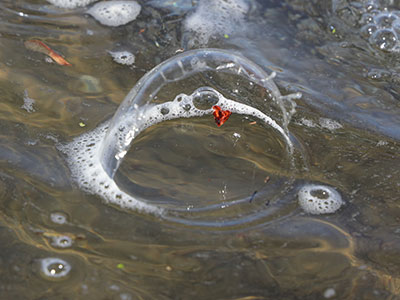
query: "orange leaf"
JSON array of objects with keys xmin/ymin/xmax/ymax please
[{"xmin": 24, "ymin": 39, "xmax": 71, "ymax": 66}]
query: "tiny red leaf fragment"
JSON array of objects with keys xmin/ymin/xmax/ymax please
[{"xmin": 212, "ymin": 105, "xmax": 232, "ymax": 127}]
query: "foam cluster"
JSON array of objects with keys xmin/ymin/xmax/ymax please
[
  {"xmin": 59, "ymin": 87, "xmax": 290, "ymax": 213},
  {"xmin": 47, "ymin": 0, "xmax": 97, "ymax": 9},
  {"xmin": 109, "ymin": 50, "xmax": 135, "ymax": 65},
  {"xmin": 87, "ymin": 1, "xmax": 141, "ymax": 27},
  {"xmin": 298, "ymin": 184, "xmax": 344, "ymax": 215},
  {"xmin": 184, "ymin": 0, "xmax": 249, "ymax": 45}
]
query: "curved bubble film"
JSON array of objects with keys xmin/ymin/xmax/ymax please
[{"xmin": 59, "ymin": 48, "xmax": 302, "ymax": 226}]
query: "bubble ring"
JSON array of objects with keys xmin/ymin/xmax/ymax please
[{"xmin": 60, "ymin": 48, "xmax": 301, "ymax": 217}]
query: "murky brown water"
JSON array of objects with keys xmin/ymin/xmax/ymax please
[{"xmin": 1, "ymin": 0, "xmax": 400, "ymax": 299}]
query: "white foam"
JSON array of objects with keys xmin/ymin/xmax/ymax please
[
  {"xmin": 59, "ymin": 122, "xmax": 158, "ymax": 213},
  {"xmin": 319, "ymin": 118, "xmax": 342, "ymax": 131},
  {"xmin": 59, "ymin": 87, "xmax": 290, "ymax": 214},
  {"xmin": 298, "ymin": 184, "xmax": 344, "ymax": 215},
  {"xmin": 300, "ymin": 118, "xmax": 316, "ymax": 128},
  {"xmin": 184, "ymin": 0, "xmax": 249, "ymax": 45},
  {"xmin": 21, "ymin": 90, "xmax": 35, "ymax": 113},
  {"xmin": 109, "ymin": 50, "xmax": 135, "ymax": 65},
  {"xmin": 47, "ymin": 0, "xmax": 97, "ymax": 9},
  {"xmin": 87, "ymin": 1, "xmax": 141, "ymax": 27}
]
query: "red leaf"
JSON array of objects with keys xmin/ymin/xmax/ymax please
[{"xmin": 212, "ymin": 105, "xmax": 232, "ymax": 127}]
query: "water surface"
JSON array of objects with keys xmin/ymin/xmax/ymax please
[{"xmin": 0, "ymin": 0, "xmax": 400, "ymax": 299}]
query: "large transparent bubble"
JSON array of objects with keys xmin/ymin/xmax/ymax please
[{"xmin": 59, "ymin": 49, "xmax": 302, "ymax": 227}]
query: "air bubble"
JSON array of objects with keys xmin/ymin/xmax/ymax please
[
  {"xmin": 50, "ymin": 212, "xmax": 68, "ymax": 225},
  {"xmin": 298, "ymin": 184, "xmax": 344, "ymax": 215},
  {"xmin": 50, "ymin": 235, "xmax": 73, "ymax": 248},
  {"xmin": 192, "ymin": 90, "xmax": 219, "ymax": 110},
  {"xmin": 360, "ymin": 24, "xmax": 377, "ymax": 38},
  {"xmin": 40, "ymin": 257, "xmax": 71, "ymax": 280},
  {"xmin": 375, "ymin": 13, "xmax": 398, "ymax": 28},
  {"xmin": 370, "ymin": 28, "xmax": 398, "ymax": 51},
  {"xmin": 160, "ymin": 107, "xmax": 170, "ymax": 115}
]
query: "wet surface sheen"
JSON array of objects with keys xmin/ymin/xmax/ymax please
[{"xmin": 0, "ymin": 0, "xmax": 400, "ymax": 299}]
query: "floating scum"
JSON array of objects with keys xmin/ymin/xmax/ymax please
[{"xmin": 59, "ymin": 49, "xmax": 315, "ymax": 224}]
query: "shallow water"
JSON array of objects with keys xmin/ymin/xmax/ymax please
[{"xmin": 1, "ymin": 0, "xmax": 400, "ymax": 299}]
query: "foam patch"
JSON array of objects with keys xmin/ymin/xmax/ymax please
[
  {"xmin": 109, "ymin": 50, "xmax": 135, "ymax": 65},
  {"xmin": 298, "ymin": 184, "xmax": 344, "ymax": 215},
  {"xmin": 184, "ymin": 0, "xmax": 249, "ymax": 45},
  {"xmin": 47, "ymin": 0, "xmax": 97, "ymax": 9},
  {"xmin": 87, "ymin": 1, "xmax": 141, "ymax": 27}
]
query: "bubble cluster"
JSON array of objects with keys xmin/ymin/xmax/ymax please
[
  {"xmin": 298, "ymin": 184, "xmax": 344, "ymax": 215},
  {"xmin": 47, "ymin": 0, "xmax": 97, "ymax": 8},
  {"xmin": 87, "ymin": 1, "xmax": 141, "ymax": 27},
  {"xmin": 360, "ymin": 10, "xmax": 400, "ymax": 52},
  {"xmin": 184, "ymin": 0, "xmax": 249, "ymax": 45},
  {"xmin": 40, "ymin": 257, "xmax": 71, "ymax": 280},
  {"xmin": 109, "ymin": 51, "xmax": 135, "ymax": 66}
]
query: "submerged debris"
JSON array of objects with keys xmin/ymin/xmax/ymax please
[
  {"xmin": 24, "ymin": 39, "xmax": 71, "ymax": 66},
  {"xmin": 249, "ymin": 190, "xmax": 257, "ymax": 203}
]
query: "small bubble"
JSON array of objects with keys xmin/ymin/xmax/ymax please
[
  {"xmin": 360, "ymin": 24, "xmax": 377, "ymax": 38},
  {"xmin": 310, "ymin": 189, "xmax": 329, "ymax": 199},
  {"xmin": 360, "ymin": 13, "xmax": 375, "ymax": 25},
  {"xmin": 160, "ymin": 107, "xmax": 170, "ymax": 115},
  {"xmin": 40, "ymin": 257, "xmax": 71, "ymax": 280},
  {"xmin": 50, "ymin": 212, "xmax": 68, "ymax": 225},
  {"xmin": 375, "ymin": 13, "xmax": 398, "ymax": 28},
  {"xmin": 50, "ymin": 236, "xmax": 73, "ymax": 248},
  {"xmin": 192, "ymin": 92, "xmax": 219, "ymax": 110}
]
